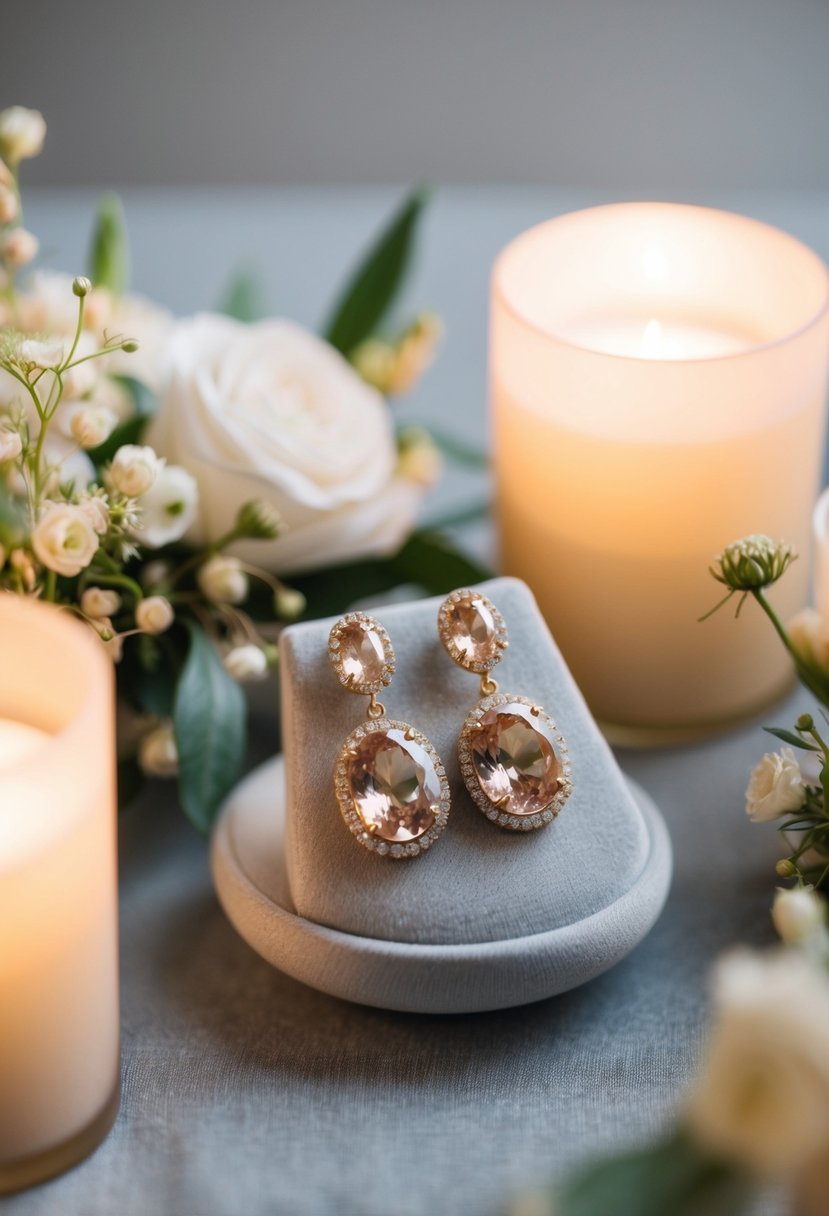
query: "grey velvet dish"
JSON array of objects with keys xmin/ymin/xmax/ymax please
[{"xmin": 211, "ymin": 577, "xmax": 673, "ymax": 1013}]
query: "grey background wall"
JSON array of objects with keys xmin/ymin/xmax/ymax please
[{"xmin": 5, "ymin": 0, "xmax": 829, "ymax": 189}]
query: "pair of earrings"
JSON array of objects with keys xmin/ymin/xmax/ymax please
[{"xmin": 328, "ymin": 588, "xmax": 573, "ymax": 859}]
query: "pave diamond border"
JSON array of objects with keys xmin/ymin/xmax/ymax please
[
  {"xmin": 328, "ymin": 612, "xmax": 395, "ymax": 697},
  {"xmin": 437, "ymin": 588, "xmax": 508, "ymax": 676},
  {"xmin": 458, "ymin": 692, "xmax": 573, "ymax": 832},
  {"xmin": 333, "ymin": 718, "xmax": 451, "ymax": 859}
]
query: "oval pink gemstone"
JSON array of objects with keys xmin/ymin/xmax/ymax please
[
  {"xmin": 348, "ymin": 729, "xmax": 441, "ymax": 842},
  {"xmin": 339, "ymin": 621, "xmax": 386, "ymax": 685},
  {"xmin": 470, "ymin": 703, "xmax": 562, "ymax": 816},
  {"xmin": 447, "ymin": 595, "xmax": 497, "ymax": 664}
]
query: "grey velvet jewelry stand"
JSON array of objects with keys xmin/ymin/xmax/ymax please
[{"xmin": 211, "ymin": 578, "xmax": 672, "ymax": 1014}]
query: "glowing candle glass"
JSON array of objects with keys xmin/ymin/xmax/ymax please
[
  {"xmin": 491, "ymin": 202, "xmax": 829, "ymax": 743},
  {"xmin": 0, "ymin": 597, "xmax": 119, "ymax": 1193}
]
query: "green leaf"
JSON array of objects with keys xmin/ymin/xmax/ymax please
[
  {"xmin": 323, "ymin": 186, "xmax": 429, "ymax": 356},
  {"xmin": 172, "ymin": 622, "xmax": 247, "ymax": 834},
  {"xmin": 218, "ymin": 270, "xmax": 267, "ymax": 322},
  {"xmin": 89, "ymin": 193, "xmax": 130, "ymax": 294},
  {"xmin": 391, "ymin": 530, "xmax": 492, "ymax": 593},
  {"xmin": 557, "ymin": 1131, "xmax": 753, "ymax": 1216},
  {"xmin": 764, "ymin": 727, "xmax": 819, "ymax": 752},
  {"xmin": 428, "ymin": 428, "xmax": 489, "ymax": 470}
]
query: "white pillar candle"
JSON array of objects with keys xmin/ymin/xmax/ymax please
[
  {"xmin": 0, "ymin": 597, "xmax": 119, "ymax": 1194},
  {"xmin": 491, "ymin": 203, "xmax": 829, "ymax": 742}
]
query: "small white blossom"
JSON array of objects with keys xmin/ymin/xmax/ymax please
[
  {"xmin": 19, "ymin": 336, "xmax": 64, "ymax": 368},
  {"xmin": 197, "ymin": 555, "xmax": 248, "ymax": 605},
  {"xmin": 0, "ymin": 429, "xmax": 22, "ymax": 462},
  {"xmin": 772, "ymin": 887, "xmax": 827, "ymax": 947},
  {"xmin": 139, "ymin": 723, "xmax": 179, "ymax": 778},
  {"xmin": 0, "ymin": 186, "xmax": 18, "ymax": 224},
  {"xmin": 68, "ymin": 404, "xmax": 117, "ymax": 450},
  {"xmin": 0, "ymin": 107, "xmax": 46, "ymax": 163},
  {"xmin": 135, "ymin": 595, "xmax": 174, "ymax": 634},
  {"xmin": 745, "ymin": 748, "xmax": 807, "ymax": 823},
  {"xmin": 133, "ymin": 464, "xmax": 197, "ymax": 548},
  {"xmin": 31, "ymin": 502, "xmax": 99, "ymax": 577},
  {"xmin": 223, "ymin": 643, "xmax": 268, "ymax": 682},
  {"xmin": 687, "ymin": 949, "xmax": 829, "ymax": 1175},
  {"xmin": 274, "ymin": 586, "xmax": 306, "ymax": 621},
  {"xmin": 81, "ymin": 587, "xmax": 121, "ymax": 619},
  {"xmin": 2, "ymin": 227, "xmax": 38, "ymax": 268},
  {"xmin": 108, "ymin": 444, "xmax": 163, "ymax": 497}
]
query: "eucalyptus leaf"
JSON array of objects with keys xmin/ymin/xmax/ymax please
[
  {"xmin": 323, "ymin": 186, "xmax": 429, "ymax": 356},
  {"xmin": 173, "ymin": 622, "xmax": 247, "ymax": 834},
  {"xmin": 557, "ymin": 1131, "xmax": 752, "ymax": 1216},
  {"xmin": 764, "ymin": 727, "xmax": 819, "ymax": 752},
  {"xmin": 392, "ymin": 530, "xmax": 491, "ymax": 593},
  {"xmin": 219, "ymin": 270, "xmax": 267, "ymax": 322},
  {"xmin": 89, "ymin": 193, "xmax": 130, "ymax": 294}
]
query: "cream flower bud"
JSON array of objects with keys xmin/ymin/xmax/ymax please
[
  {"xmin": 745, "ymin": 748, "xmax": 807, "ymax": 823},
  {"xmin": 0, "ymin": 107, "xmax": 46, "ymax": 163},
  {"xmin": 223, "ymin": 643, "xmax": 268, "ymax": 682},
  {"xmin": 2, "ymin": 227, "xmax": 39, "ymax": 268},
  {"xmin": 139, "ymin": 723, "xmax": 179, "ymax": 778},
  {"xmin": 235, "ymin": 499, "xmax": 281, "ymax": 541},
  {"xmin": 711, "ymin": 535, "xmax": 796, "ymax": 594},
  {"xmin": 77, "ymin": 495, "xmax": 110, "ymax": 536},
  {"xmin": 274, "ymin": 586, "xmax": 306, "ymax": 621},
  {"xmin": 197, "ymin": 555, "xmax": 248, "ymax": 605},
  {"xmin": 141, "ymin": 560, "xmax": 172, "ymax": 590},
  {"xmin": 31, "ymin": 502, "xmax": 99, "ymax": 577},
  {"xmin": 69, "ymin": 404, "xmax": 118, "ymax": 450},
  {"xmin": 396, "ymin": 426, "xmax": 442, "ymax": 488},
  {"xmin": 772, "ymin": 887, "xmax": 827, "ymax": 946},
  {"xmin": 108, "ymin": 444, "xmax": 163, "ymax": 497},
  {"xmin": 81, "ymin": 587, "xmax": 122, "ymax": 619},
  {"xmin": 0, "ymin": 186, "xmax": 18, "ymax": 224},
  {"xmin": 72, "ymin": 275, "xmax": 92, "ymax": 298},
  {"xmin": 135, "ymin": 596, "xmax": 174, "ymax": 634},
  {"xmin": 0, "ymin": 429, "xmax": 22, "ymax": 462}
]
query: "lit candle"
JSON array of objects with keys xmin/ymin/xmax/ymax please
[
  {"xmin": 0, "ymin": 597, "xmax": 119, "ymax": 1194},
  {"xmin": 491, "ymin": 202, "xmax": 829, "ymax": 742}
]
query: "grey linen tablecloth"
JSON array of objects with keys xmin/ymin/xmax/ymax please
[
  {"xmin": 4, "ymin": 697, "xmax": 794, "ymax": 1216},
  {"xmin": 7, "ymin": 185, "xmax": 823, "ymax": 1215}
]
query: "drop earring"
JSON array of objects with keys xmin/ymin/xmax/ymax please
[
  {"xmin": 437, "ymin": 589, "xmax": 573, "ymax": 831},
  {"xmin": 329, "ymin": 612, "xmax": 450, "ymax": 858}
]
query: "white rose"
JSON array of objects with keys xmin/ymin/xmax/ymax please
[
  {"xmin": 197, "ymin": 555, "xmax": 248, "ymax": 605},
  {"xmin": 2, "ymin": 227, "xmax": 38, "ymax": 268},
  {"xmin": 223, "ymin": 643, "xmax": 268, "ymax": 682},
  {"xmin": 138, "ymin": 723, "xmax": 178, "ymax": 778},
  {"xmin": 146, "ymin": 314, "xmax": 428, "ymax": 574},
  {"xmin": 687, "ymin": 949, "xmax": 829, "ymax": 1175},
  {"xmin": 745, "ymin": 748, "xmax": 806, "ymax": 823},
  {"xmin": 31, "ymin": 502, "xmax": 99, "ymax": 577},
  {"xmin": 108, "ymin": 444, "xmax": 162, "ymax": 497},
  {"xmin": 135, "ymin": 595, "xmax": 174, "ymax": 634},
  {"xmin": 0, "ymin": 430, "xmax": 22, "ymax": 462},
  {"xmin": 81, "ymin": 587, "xmax": 121, "ymax": 619},
  {"xmin": 0, "ymin": 107, "xmax": 46, "ymax": 162},
  {"xmin": 133, "ymin": 464, "xmax": 198, "ymax": 548},
  {"xmin": 772, "ymin": 887, "xmax": 827, "ymax": 947},
  {"xmin": 69, "ymin": 404, "xmax": 117, "ymax": 449}
]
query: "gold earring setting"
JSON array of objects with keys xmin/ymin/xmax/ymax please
[
  {"xmin": 329, "ymin": 612, "xmax": 450, "ymax": 859},
  {"xmin": 438, "ymin": 590, "xmax": 573, "ymax": 831}
]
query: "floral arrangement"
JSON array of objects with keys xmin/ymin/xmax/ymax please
[
  {"xmin": 509, "ymin": 532, "xmax": 829, "ymax": 1215},
  {"xmin": 0, "ymin": 105, "xmax": 487, "ymax": 829}
]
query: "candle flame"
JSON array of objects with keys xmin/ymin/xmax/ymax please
[{"xmin": 641, "ymin": 318, "xmax": 663, "ymax": 358}]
